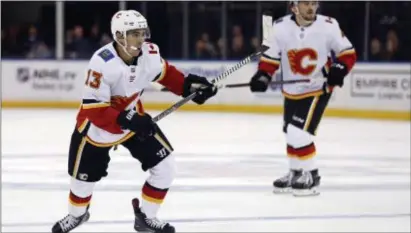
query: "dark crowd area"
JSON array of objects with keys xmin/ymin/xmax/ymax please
[{"xmin": 2, "ymin": 1, "xmax": 410, "ymax": 62}]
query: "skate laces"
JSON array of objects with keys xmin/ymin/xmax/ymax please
[
  {"xmin": 297, "ymin": 171, "xmax": 313, "ymax": 185},
  {"xmin": 279, "ymin": 172, "xmax": 293, "ymax": 182},
  {"xmin": 145, "ymin": 217, "xmax": 167, "ymax": 229},
  {"xmin": 58, "ymin": 215, "xmax": 79, "ymax": 232}
]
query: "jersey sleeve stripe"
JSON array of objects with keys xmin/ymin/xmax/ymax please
[
  {"xmin": 82, "ymin": 99, "xmax": 111, "ymax": 109},
  {"xmin": 260, "ymin": 56, "xmax": 280, "ymax": 66},
  {"xmin": 337, "ymin": 47, "xmax": 355, "ymax": 58},
  {"xmin": 262, "ymin": 54, "xmax": 280, "ymax": 61},
  {"xmin": 336, "ymin": 47, "xmax": 357, "ymax": 71}
]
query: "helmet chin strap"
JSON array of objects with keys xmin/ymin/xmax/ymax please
[{"xmin": 117, "ymin": 31, "xmax": 140, "ymax": 58}]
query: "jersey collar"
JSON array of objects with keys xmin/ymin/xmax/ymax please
[{"xmin": 291, "ymin": 14, "xmax": 317, "ymax": 28}]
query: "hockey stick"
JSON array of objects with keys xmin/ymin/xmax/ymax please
[
  {"xmin": 219, "ymin": 79, "xmax": 310, "ymax": 88},
  {"xmin": 152, "ymin": 45, "xmax": 269, "ymax": 123},
  {"xmin": 160, "ymin": 79, "xmax": 309, "ymax": 91}
]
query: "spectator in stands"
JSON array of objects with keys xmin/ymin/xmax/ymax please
[
  {"xmin": 23, "ymin": 25, "xmax": 53, "ymax": 59},
  {"xmin": 89, "ymin": 23, "xmax": 101, "ymax": 52},
  {"xmin": 194, "ymin": 39, "xmax": 212, "ymax": 59},
  {"xmin": 383, "ymin": 29, "xmax": 401, "ymax": 61},
  {"xmin": 26, "ymin": 41, "xmax": 52, "ymax": 59},
  {"xmin": 216, "ymin": 37, "xmax": 226, "ymax": 58},
  {"xmin": 99, "ymin": 33, "xmax": 112, "ymax": 46},
  {"xmin": 369, "ymin": 37, "xmax": 384, "ymax": 61},
  {"xmin": 23, "ymin": 25, "xmax": 40, "ymax": 54},
  {"xmin": 250, "ymin": 36, "xmax": 260, "ymax": 53},
  {"xmin": 200, "ymin": 32, "xmax": 217, "ymax": 57},
  {"xmin": 193, "ymin": 32, "xmax": 216, "ymax": 59},
  {"xmin": 69, "ymin": 25, "xmax": 92, "ymax": 59},
  {"xmin": 230, "ymin": 25, "xmax": 247, "ymax": 59},
  {"xmin": 65, "ymin": 29, "xmax": 75, "ymax": 59}
]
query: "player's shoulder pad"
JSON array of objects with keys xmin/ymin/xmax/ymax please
[{"xmin": 97, "ymin": 48, "xmax": 115, "ymax": 62}]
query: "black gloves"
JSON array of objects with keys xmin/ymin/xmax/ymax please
[
  {"xmin": 117, "ymin": 109, "xmax": 156, "ymax": 139},
  {"xmin": 183, "ymin": 74, "xmax": 217, "ymax": 105},
  {"xmin": 327, "ymin": 61, "xmax": 348, "ymax": 87},
  {"xmin": 250, "ymin": 70, "xmax": 272, "ymax": 92}
]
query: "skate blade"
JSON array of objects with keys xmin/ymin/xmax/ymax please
[
  {"xmin": 273, "ymin": 187, "xmax": 291, "ymax": 194},
  {"xmin": 292, "ymin": 188, "xmax": 320, "ymax": 197}
]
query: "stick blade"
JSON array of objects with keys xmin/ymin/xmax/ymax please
[{"xmin": 262, "ymin": 12, "xmax": 273, "ymax": 47}]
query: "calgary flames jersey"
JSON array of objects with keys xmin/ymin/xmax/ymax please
[
  {"xmin": 75, "ymin": 42, "xmax": 185, "ymax": 147},
  {"xmin": 259, "ymin": 14, "xmax": 357, "ymax": 99}
]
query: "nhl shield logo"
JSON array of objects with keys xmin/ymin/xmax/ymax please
[{"xmin": 17, "ymin": 67, "xmax": 30, "ymax": 83}]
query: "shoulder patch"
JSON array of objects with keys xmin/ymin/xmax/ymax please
[{"xmin": 98, "ymin": 49, "xmax": 115, "ymax": 62}]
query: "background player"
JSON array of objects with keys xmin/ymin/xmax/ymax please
[{"xmin": 249, "ymin": 1, "xmax": 357, "ymax": 196}]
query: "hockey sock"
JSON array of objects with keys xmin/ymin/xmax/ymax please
[
  {"xmin": 287, "ymin": 142, "xmax": 317, "ymax": 171},
  {"xmin": 141, "ymin": 181, "xmax": 169, "ymax": 218},
  {"xmin": 68, "ymin": 177, "xmax": 95, "ymax": 217}
]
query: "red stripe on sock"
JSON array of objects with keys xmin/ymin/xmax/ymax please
[
  {"xmin": 142, "ymin": 182, "xmax": 168, "ymax": 200},
  {"xmin": 69, "ymin": 191, "xmax": 92, "ymax": 205},
  {"xmin": 288, "ymin": 143, "xmax": 316, "ymax": 158}
]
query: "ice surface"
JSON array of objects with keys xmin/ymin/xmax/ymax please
[{"xmin": 2, "ymin": 109, "xmax": 410, "ymax": 232}]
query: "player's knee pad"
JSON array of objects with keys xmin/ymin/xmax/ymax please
[
  {"xmin": 147, "ymin": 154, "xmax": 176, "ymax": 189},
  {"xmin": 286, "ymin": 124, "xmax": 313, "ymax": 148}
]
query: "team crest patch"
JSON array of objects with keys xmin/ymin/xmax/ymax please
[{"xmin": 98, "ymin": 49, "xmax": 115, "ymax": 62}]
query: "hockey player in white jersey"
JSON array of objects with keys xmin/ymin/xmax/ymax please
[
  {"xmin": 52, "ymin": 10, "xmax": 217, "ymax": 233},
  {"xmin": 249, "ymin": 1, "xmax": 357, "ymax": 196}
]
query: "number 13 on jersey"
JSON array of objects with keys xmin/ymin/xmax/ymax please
[{"xmin": 85, "ymin": 69, "xmax": 103, "ymax": 89}]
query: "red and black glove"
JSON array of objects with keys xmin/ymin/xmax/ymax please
[
  {"xmin": 327, "ymin": 61, "xmax": 348, "ymax": 87},
  {"xmin": 183, "ymin": 74, "xmax": 217, "ymax": 105},
  {"xmin": 250, "ymin": 70, "xmax": 272, "ymax": 92},
  {"xmin": 117, "ymin": 109, "xmax": 156, "ymax": 139}
]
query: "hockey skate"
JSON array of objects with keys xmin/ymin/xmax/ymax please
[
  {"xmin": 291, "ymin": 169, "xmax": 321, "ymax": 197},
  {"xmin": 273, "ymin": 169, "xmax": 302, "ymax": 193},
  {"xmin": 132, "ymin": 198, "xmax": 175, "ymax": 233},
  {"xmin": 51, "ymin": 206, "xmax": 90, "ymax": 233}
]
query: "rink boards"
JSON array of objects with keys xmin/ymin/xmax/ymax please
[{"xmin": 1, "ymin": 60, "xmax": 410, "ymax": 120}]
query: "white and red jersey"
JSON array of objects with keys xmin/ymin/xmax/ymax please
[
  {"xmin": 76, "ymin": 42, "xmax": 185, "ymax": 147},
  {"xmin": 259, "ymin": 14, "xmax": 357, "ymax": 99}
]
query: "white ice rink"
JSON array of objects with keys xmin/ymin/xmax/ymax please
[{"xmin": 2, "ymin": 109, "xmax": 410, "ymax": 232}]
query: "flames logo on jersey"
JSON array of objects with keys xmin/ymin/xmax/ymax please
[
  {"xmin": 110, "ymin": 93, "xmax": 139, "ymax": 111},
  {"xmin": 287, "ymin": 48, "xmax": 318, "ymax": 76}
]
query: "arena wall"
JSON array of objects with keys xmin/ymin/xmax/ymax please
[{"xmin": 2, "ymin": 61, "xmax": 410, "ymax": 121}]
